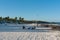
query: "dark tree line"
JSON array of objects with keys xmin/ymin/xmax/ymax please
[
  {"xmin": 0, "ymin": 16, "xmax": 24, "ymax": 24},
  {"xmin": 0, "ymin": 16, "xmax": 50, "ymax": 24}
]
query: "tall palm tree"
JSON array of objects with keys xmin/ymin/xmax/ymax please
[
  {"xmin": 4, "ymin": 16, "xmax": 10, "ymax": 23},
  {"xmin": 14, "ymin": 17, "xmax": 17, "ymax": 23},
  {"xmin": 0, "ymin": 17, "xmax": 2, "ymax": 20},
  {"xmin": 21, "ymin": 18, "xmax": 24, "ymax": 22},
  {"xmin": 0, "ymin": 17, "xmax": 2, "ymax": 23},
  {"xmin": 19, "ymin": 17, "xmax": 21, "ymax": 21}
]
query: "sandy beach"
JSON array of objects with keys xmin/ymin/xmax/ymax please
[{"xmin": 0, "ymin": 31, "xmax": 60, "ymax": 40}]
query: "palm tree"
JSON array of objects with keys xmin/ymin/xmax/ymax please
[
  {"xmin": 0, "ymin": 17, "xmax": 2, "ymax": 23},
  {"xmin": 14, "ymin": 17, "xmax": 17, "ymax": 23},
  {"xmin": 4, "ymin": 16, "xmax": 10, "ymax": 23},
  {"xmin": 19, "ymin": 17, "xmax": 21, "ymax": 21},
  {"xmin": 21, "ymin": 18, "xmax": 24, "ymax": 22},
  {"xmin": 0, "ymin": 17, "xmax": 2, "ymax": 21},
  {"xmin": 15, "ymin": 17, "xmax": 17, "ymax": 20}
]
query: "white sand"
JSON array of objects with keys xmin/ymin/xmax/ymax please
[{"xmin": 0, "ymin": 31, "xmax": 60, "ymax": 40}]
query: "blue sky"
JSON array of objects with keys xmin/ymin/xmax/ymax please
[{"xmin": 0, "ymin": 0, "xmax": 60, "ymax": 22}]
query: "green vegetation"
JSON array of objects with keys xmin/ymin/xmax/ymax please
[
  {"xmin": 0, "ymin": 16, "xmax": 24, "ymax": 24},
  {"xmin": 0, "ymin": 16, "xmax": 51, "ymax": 24}
]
